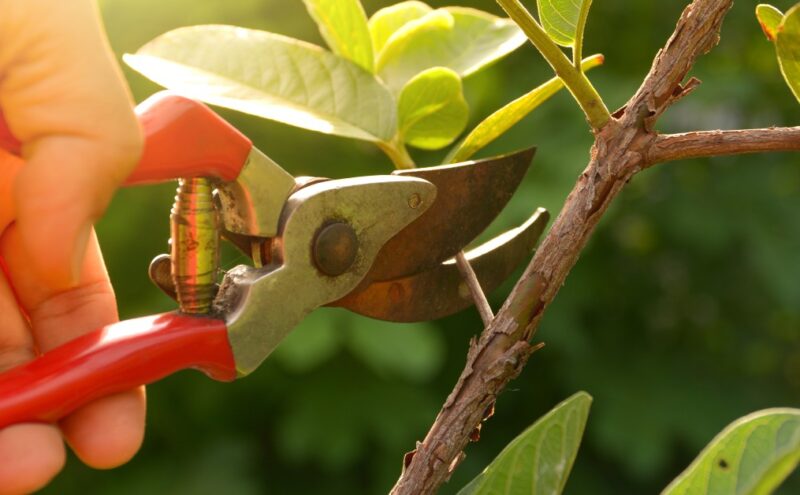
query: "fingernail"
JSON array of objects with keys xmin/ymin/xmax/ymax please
[{"xmin": 70, "ymin": 222, "xmax": 93, "ymax": 285}]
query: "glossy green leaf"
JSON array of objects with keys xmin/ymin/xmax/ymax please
[
  {"xmin": 456, "ymin": 392, "xmax": 592, "ymax": 495},
  {"xmin": 376, "ymin": 7, "xmax": 526, "ymax": 92},
  {"xmin": 756, "ymin": 4, "xmax": 784, "ymax": 41},
  {"xmin": 302, "ymin": 0, "xmax": 374, "ymax": 72},
  {"xmin": 537, "ymin": 0, "xmax": 593, "ymax": 48},
  {"xmin": 663, "ymin": 409, "xmax": 800, "ymax": 495},
  {"xmin": 776, "ymin": 4, "xmax": 800, "ymax": 103},
  {"xmin": 125, "ymin": 25, "xmax": 397, "ymax": 142},
  {"xmin": 398, "ymin": 67, "xmax": 468, "ymax": 150},
  {"xmin": 447, "ymin": 54, "xmax": 604, "ymax": 163},
  {"xmin": 369, "ymin": 1, "xmax": 433, "ymax": 57}
]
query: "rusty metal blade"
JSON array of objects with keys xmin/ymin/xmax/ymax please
[
  {"xmin": 365, "ymin": 147, "xmax": 536, "ymax": 283},
  {"xmin": 331, "ymin": 208, "xmax": 549, "ymax": 322}
]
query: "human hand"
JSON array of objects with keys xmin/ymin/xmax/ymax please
[{"xmin": 0, "ymin": 0, "xmax": 145, "ymax": 492}]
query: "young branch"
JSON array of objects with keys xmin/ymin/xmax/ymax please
[
  {"xmin": 390, "ymin": 1, "xmax": 741, "ymax": 494},
  {"xmin": 648, "ymin": 127, "xmax": 800, "ymax": 164},
  {"xmin": 496, "ymin": 0, "xmax": 611, "ymax": 129}
]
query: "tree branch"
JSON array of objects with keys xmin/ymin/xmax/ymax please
[
  {"xmin": 647, "ymin": 127, "xmax": 800, "ymax": 165},
  {"xmin": 390, "ymin": 1, "xmax": 737, "ymax": 494}
]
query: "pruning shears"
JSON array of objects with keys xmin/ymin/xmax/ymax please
[{"xmin": 0, "ymin": 92, "xmax": 548, "ymax": 428}]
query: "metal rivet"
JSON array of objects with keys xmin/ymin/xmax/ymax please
[
  {"xmin": 313, "ymin": 222, "xmax": 359, "ymax": 276},
  {"xmin": 408, "ymin": 193, "xmax": 422, "ymax": 209}
]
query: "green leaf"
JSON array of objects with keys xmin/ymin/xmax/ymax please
[
  {"xmin": 537, "ymin": 0, "xmax": 593, "ymax": 48},
  {"xmin": 376, "ymin": 7, "xmax": 526, "ymax": 92},
  {"xmin": 302, "ymin": 0, "xmax": 374, "ymax": 72},
  {"xmin": 662, "ymin": 408, "xmax": 800, "ymax": 495},
  {"xmin": 757, "ymin": 4, "xmax": 784, "ymax": 41},
  {"xmin": 124, "ymin": 25, "xmax": 397, "ymax": 142},
  {"xmin": 776, "ymin": 4, "xmax": 800, "ymax": 103},
  {"xmin": 457, "ymin": 392, "xmax": 592, "ymax": 495},
  {"xmin": 369, "ymin": 1, "xmax": 433, "ymax": 57},
  {"xmin": 398, "ymin": 67, "xmax": 469, "ymax": 150},
  {"xmin": 447, "ymin": 54, "xmax": 604, "ymax": 163}
]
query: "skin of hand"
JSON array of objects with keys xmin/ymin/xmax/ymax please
[{"xmin": 0, "ymin": 1, "xmax": 146, "ymax": 493}]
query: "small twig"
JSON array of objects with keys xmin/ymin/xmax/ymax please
[
  {"xmin": 379, "ymin": 139, "xmax": 495, "ymax": 328},
  {"xmin": 454, "ymin": 252, "xmax": 494, "ymax": 326},
  {"xmin": 647, "ymin": 127, "xmax": 800, "ymax": 165}
]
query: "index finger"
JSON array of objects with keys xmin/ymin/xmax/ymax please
[{"xmin": 0, "ymin": 0, "xmax": 142, "ymax": 290}]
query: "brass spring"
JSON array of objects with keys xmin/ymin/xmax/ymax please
[{"xmin": 171, "ymin": 178, "xmax": 219, "ymax": 314}]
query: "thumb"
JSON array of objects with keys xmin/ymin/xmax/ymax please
[{"xmin": 0, "ymin": 0, "xmax": 142, "ymax": 289}]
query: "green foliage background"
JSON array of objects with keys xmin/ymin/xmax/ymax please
[{"xmin": 42, "ymin": 0, "xmax": 800, "ymax": 493}]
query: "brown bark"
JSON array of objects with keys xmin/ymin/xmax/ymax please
[
  {"xmin": 390, "ymin": 1, "xmax": 800, "ymax": 494},
  {"xmin": 648, "ymin": 128, "xmax": 800, "ymax": 164}
]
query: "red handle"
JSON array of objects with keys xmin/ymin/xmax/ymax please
[
  {"xmin": 0, "ymin": 313, "xmax": 237, "ymax": 427},
  {"xmin": 0, "ymin": 92, "xmax": 254, "ymax": 184},
  {"xmin": 127, "ymin": 92, "xmax": 253, "ymax": 184}
]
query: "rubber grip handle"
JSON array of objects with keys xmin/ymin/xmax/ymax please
[
  {"xmin": 127, "ymin": 92, "xmax": 253, "ymax": 184},
  {"xmin": 0, "ymin": 93, "xmax": 253, "ymax": 183},
  {"xmin": 0, "ymin": 313, "xmax": 237, "ymax": 428}
]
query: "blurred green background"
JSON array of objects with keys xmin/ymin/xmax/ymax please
[{"xmin": 42, "ymin": 0, "xmax": 800, "ymax": 493}]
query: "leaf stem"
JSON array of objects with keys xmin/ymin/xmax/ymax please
[
  {"xmin": 572, "ymin": 44, "xmax": 583, "ymax": 71},
  {"xmin": 572, "ymin": 0, "xmax": 592, "ymax": 68},
  {"xmin": 496, "ymin": 0, "xmax": 611, "ymax": 129},
  {"xmin": 378, "ymin": 137, "xmax": 416, "ymax": 169}
]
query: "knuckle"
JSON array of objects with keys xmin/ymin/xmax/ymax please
[
  {"xmin": 30, "ymin": 279, "xmax": 116, "ymax": 349},
  {"xmin": 98, "ymin": 114, "xmax": 144, "ymax": 173},
  {"xmin": 0, "ymin": 347, "xmax": 34, "ymax": 372}
]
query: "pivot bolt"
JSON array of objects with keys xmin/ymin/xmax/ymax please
[
  {"xmin": 313, "ymin": 222, "xmax": 358, "ymax": 276},
  {"xmin": 408, "ymin": 193, "xmax": 422, "ymax": 209}
]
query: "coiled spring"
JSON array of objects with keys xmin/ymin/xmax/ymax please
[{"xmin": 170, "ymin": 178, "xmax": 220, "ymax": 314}]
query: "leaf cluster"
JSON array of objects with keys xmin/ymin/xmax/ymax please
[{"xmin": 124, "ymin": 0, "xmax": 604, "ymax": 168}]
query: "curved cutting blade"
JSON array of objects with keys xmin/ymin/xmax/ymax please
[
  {"xmin": 331, "ymin": 208, "xmax": 549, "ymax": 322},
  {"xmin": 365, "ymin": 147, "xmax": 536, "ymax": 283}
]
